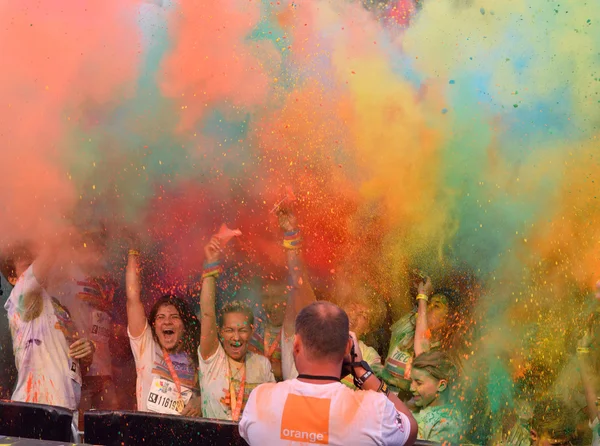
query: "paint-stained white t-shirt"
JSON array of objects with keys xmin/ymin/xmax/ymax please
[
  {"xmin": 128, "ymin": 322, "xmax": 197, "ymax": 415},
  {"xmin": 198, "ymin": 343, "xmax": 275, "ymax": 420},
  {"xmin": 239, "ymin": 379, "xmax": 413, "ymax": 446},
  {"xmin": 49, "ymin": 265, "xmax": 114, "ymax": 377},
  {"xmin": 5, "ymin": 266, "xmax": 82, "ymax": 410}
]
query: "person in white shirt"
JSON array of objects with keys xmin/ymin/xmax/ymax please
[
  {"xmin": 48, "ymin": 227, "xmax": 117, "ymax": 413},
  {"xmin": 240, "ymin": 301, "xmax": 418, "ymax": 446},
  {"xmin": 2, "ymin": 242, "xmax": 95, "ymax": 412},
  {"xmin": 251, "ymin": 204, "xmax": 317, "ymax": 382},
  {"xmin": 125, "ymin": 247, "xmax": 202, "ymax": 416},
  {"xmin": 198, "ymin": 235, "xmax": 275, "ymax": 421}
]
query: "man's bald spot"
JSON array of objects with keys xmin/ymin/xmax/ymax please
[{"xmin": 295, "ymin": 301, "xmax": 349, "ymax": 361}]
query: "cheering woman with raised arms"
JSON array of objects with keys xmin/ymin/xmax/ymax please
[
  {"xmin": 125, "ymin": 246, "xmax": 202, "ymax": 416},
  {"xmin": 198, "ymin": 234, "xmax": 275, "ymax": 421}
]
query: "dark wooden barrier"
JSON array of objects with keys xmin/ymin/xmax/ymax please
[
  {"xmin": 0, "ymin": 400, "xmax": 74, "ymax": 443},
  {"xmin": 84, "ymin": 410, "xmax": 442, "ymax": 446},
  {"xmin": 0, "ymin": 401, "xmax": 442, "ymax": 446},
  {"xmin": 84, "ymin": 410, "xmax": 245, "ymax": 446}
]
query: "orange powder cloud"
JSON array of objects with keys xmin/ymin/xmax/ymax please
[
  {"xmin": 160, "ymin": 0, "xmax": 270, "ymax": 131},
  {"xmin": 0, "ymin": 0, "xmax": 140, "ymax": 246}
]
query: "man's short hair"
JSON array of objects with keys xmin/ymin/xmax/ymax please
[
  {"xmin": 295, "ymin": 301, "xmax": 349, "ymax": 362},
  {"xmin": 218, "ymin": 301, "xmax": 255, "ymax": 328}
]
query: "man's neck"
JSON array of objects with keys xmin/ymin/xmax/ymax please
[{"xmin": 296, "ymin": 361, "xmax": 342, "ymax": 385}]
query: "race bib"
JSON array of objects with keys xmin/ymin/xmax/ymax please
[
  {"xmin": 69, "ymin": 358, "xmax": 82, "ymax": 385},
  {"xmin": 146, "ymin": 377, "xmax": 192, "ymax": 415},
  {"xmin": 91, "ymin": 310, "xmax": 111, "ymax": 339}
]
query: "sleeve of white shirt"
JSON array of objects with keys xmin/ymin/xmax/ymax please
[
  {"xmin": 128, "ymin": 321, "xmax": 153, "ymax": 367},
  {"xmin": 379, "ymin": 398, "xmax": 413, "ymax": 446},
  {"xmin": 4, "ymin": 265, "xmax": 47, "ymax": 319},
  {"xmin": 238, "ymin": 386, "xmax": 258, "ymax": 444}
]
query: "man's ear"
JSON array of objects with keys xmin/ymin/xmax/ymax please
[
  {"xmin": 437, "ymin": 379, "xmax": 448, "ymax": 393},
  {"xmin": 530, "ymin": 428, "xmax": 538, "ymax": 444},
  {"xmin": 293, "ymin": 334, "xmax": 301, "ymax": 355},
  {"xmin": 345, "ymin": 337, "xmax": 353, "ymax": 357}
]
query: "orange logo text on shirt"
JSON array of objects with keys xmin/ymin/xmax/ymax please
[{"xmin": 280, "ymin": 394, "xmax": 330, "ymax": 444}]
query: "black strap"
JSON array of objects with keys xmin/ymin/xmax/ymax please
[{"xmin": 297, "ymin": 374, "xmax": 340, "ymax": 382}]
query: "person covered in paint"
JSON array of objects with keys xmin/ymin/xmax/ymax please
[
  {"xmin": 249, "ymin": 206, "xmax": 315, "ymax": 382},
  {"xmin": 334, "ymin": 273, "xmax": 385, "ymax": 389},
  {"xmin": 239, "ymin": 301, "xmax": 418, "ymax": 446},
  {"xmin": 273, "ymin": 205, "xmax": 319, "ymax": 382},
  {"xmin": 198, "ymin": 235, "xmax": 275, "ymax": 421},
  {"xmin": 379, "ymin": 275, "xmax": 463, "ymax": 394},
  {"xmin": 125, "ymin": 247, "xmax": 202, "ymax": 416},
  {"xmin": 530, "ymin": 398, "xmax": 582, "ymax": 445},
  {"xmin": 2, "ymin": 241, "xmax": 95, "ymax": 411},
  {"xmin": 247, "ymin": 272, "xmax": 288, "ymax": 382},
  {"xmin": 577, "ymin": 327, "xmax": 599, "ymax": 446},
  {"xmin": 409, "ymin": 350, "xmax": 463, "ymax": 444},
  {"xmin": 48, "ymin": 224, "xmax": 118, "ymax": 413}
]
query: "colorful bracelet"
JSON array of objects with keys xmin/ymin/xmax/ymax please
[
  {"xmin": 128, "ymin": 249, "xmax": 140, "ymax": 257},
  {"xmin": 377, "ymin": 379, "xmax": 390, "ymax": 396},
  {"xmin": 202, "ymin": 261, "xmax": 223, "ymax": 280},
  {"xmin": 577, "ymin": 347, "xmax": 591, "ymax": 354},
  {"xmin": 416, "ymin": 293, "xmax": 429, "ymax": 302},
  {"xmin": 283, "ymin": 230, "xmax": 302, "ymax": 250}
]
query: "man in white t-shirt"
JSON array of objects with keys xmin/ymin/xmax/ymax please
[
  {"xmin": 240, "ymin": 301, "xmax": 418, "ymax": 446},
  {"xmin": 3, "ymin": 245, "xmax": 95, "ymax": 411}
]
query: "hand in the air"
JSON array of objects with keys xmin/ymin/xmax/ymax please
[
  {"xmin": 204, "ymin": 236, "xmax": 222, "ymax": 264},
  {"xmin": 417, "ymin": 276, "xmax": 433, "ymax": 297}
]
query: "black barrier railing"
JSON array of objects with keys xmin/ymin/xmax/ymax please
[
  {"xmin": 84, "ymin": 410, "xmax": 441, "ymax": 446},
  {"xmin": 0, "ymin": 400, "xmax": 75, "ymax": 443},
  {"xmin": 84, "ymin": 410, "xmax": 245, "ymax": 446},
  {"xmin": 0, "ymin": 400, "xmax": 442, "ymax": 445}
]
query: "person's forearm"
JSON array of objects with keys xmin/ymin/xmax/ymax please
[
  {"xmin": 414, "ymin": 299, "xmax": 429, "ymax": 356},
  {"xmin": 286, "ymin": 249, "xmax": 315, "ymax": 304},
  {"xmin": 579, "ymin": 354, "xmax": 599, "ymax": 422},
  {"xmin": 283, "ymin": 248, "xmax": 315, "ymax": 336},
  {"xmin": 126, "ymin": 250, "xmax": 146, "ymax": 337},
  {"xmin": 199, "ymin": 276, "xmax": 219, "ymax": 358}
]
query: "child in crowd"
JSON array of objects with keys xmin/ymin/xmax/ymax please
[
  {"xmin": 125, "ymin": 248, "xmax": 202, "ymax": 416},
  {"xmin": 248, "ymin": 272, "xmax": 288, "ymax": 381},
  {"xmin": 379, "ymin": 276, "xmax": 463, "ymax": 395},
  {"xmin": 530, "ymin": 398, "xmax": 582, "ymax": 445},
  {"xmin": 409, "ymin": 350, "xmax": 463, "ymax": 444},
  {"xmin": 335, "ymin": 274, "xmax": 385, "ymax": 389}
]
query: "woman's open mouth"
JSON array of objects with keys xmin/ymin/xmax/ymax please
[
  {"xmin": 162, "ymin": 329, "xmax": 176, "ymax": 342},
  {"xmin": 229, "ymin": 341, "xmax": 243, "ymax": 355}
]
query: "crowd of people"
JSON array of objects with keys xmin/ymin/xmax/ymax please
[{"xmin": 0, "ymin": 207, "xmax": 598, "ymax": 446}]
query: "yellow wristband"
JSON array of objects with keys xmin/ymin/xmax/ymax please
[
  {"xmin": 577, "ymin": 347, "xmax": 591, "ymax": 354},
  {"xmin": 128, "ymin": 249, "xmax": 140, "ymax": 257},
  {"xmin": 416, "ymin": 293, "xmax": 429, "ymax": 302}
]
